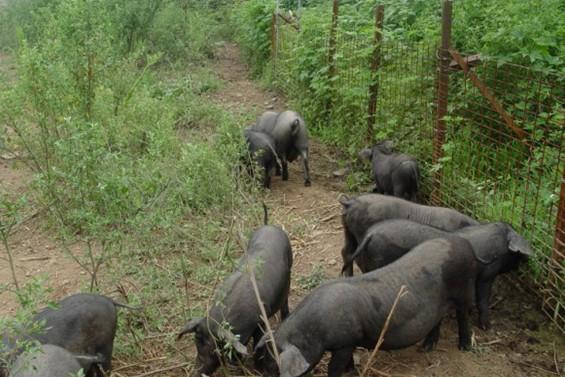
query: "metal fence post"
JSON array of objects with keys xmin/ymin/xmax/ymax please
[
  {"xmin": 431, "ymin": 0, "xmax": 453, "ymax": 206},
  {"xmin": 367, "ymin": 5, "xmax": 385, "ymax": 142},
  {"xmin": 272, "ymin": 12, "xmax": 277, "ymax": 79},
  {"xmin": 325, "ymin": 0, "xmax": 339, "ymax": 118}
]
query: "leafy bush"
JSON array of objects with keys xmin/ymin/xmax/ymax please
[
  {"xmin": 148, "ymin": 4, "xmax": 219, "ymax": 61},
  {"xmin": 1, "ymin": 0, "xmax": 258, "ymax": 287},
  {"xmin": 232, "ymin": 0, "xmax": 274, "ymax": 75},
  {"xmin": 0, "ymin": 0, "xmax": 62, "ymax": 50}
]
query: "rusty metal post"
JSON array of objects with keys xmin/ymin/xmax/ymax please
[
  {"xmin": 325, "ymin": 0, "xmax": 339, "ymax": 118},
  {"xmin": 271, "ymin": 12, "xmax": 277, "ymax": 78},
  {"xmin": 431, "ymin": 0, "xmax": 452, "ymax": 206},
  {"xmin": 367, "ymin": 5, "xmax": 385, "ymax": 142},
  {"xmin": 553, "ymin": 167, "xmax": 565, "ymax": 263},
  {"xmin": 546, "ymin": 166, "xmax": 565, "ymax": 316}
]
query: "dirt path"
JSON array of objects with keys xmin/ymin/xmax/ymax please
[
  {"xmin": 0, "ymin": 162, "xmax": 90, "ymax": 316},
  {"xmin": 206, "ymin": 42, "xmax": 563, "ymax": 377},
  {"xmin": 0, "ymin": 42, "xmax": 562, "ymax": 376}
]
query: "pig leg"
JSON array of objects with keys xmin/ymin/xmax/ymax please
[
  {"xmin": 263, "ymin": 167, "xmax": 271, "ymax": 189},
  {"xmin": 341, "ymin": 228, "xmax": 357, "ymax": 277},
  {"xmin": 275, "ymin": 161, "xmax": 282, "ymax": 176},
  {"xmin": 328, "ymin": 348, "xmax": 354, "ymax": 377},
  {"xmin": 301, "ymin": 151, "xmax": 311, "ymax": 187},
  {"xmin": 422, "ymin": 319, "xmax": 442, "ymax": 352},
  {"xmin": 393, "ymin": 183, "xmax": 408, "ymax": 200},
  {"xmin": 93, "ymin": 344, "xmax": 113, "ymax": 377},
  {"xmin": 456, "ymin": 306, "xmax": 472, "ymax": 351},
  {"xmin": 476, "ymin": 278, "xmax": 494, "ymax": 330},
  {"xmin": 282, "ymin": 158, "xmax": 289, "ymax": 181},
  {"xmin": 280, "ymin": 296, "xmax": 290, "ymax": 320}
]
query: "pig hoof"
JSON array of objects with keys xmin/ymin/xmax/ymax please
[
  {"xmin": 458, "ymin": 342, "xmax": 472, "ymax": 351},
  {"xmin": 304, "ymin": 180, "xmax": 311, "ymax": 187},
  {"xmin": 479, "ymin": 322, "xmax": 491, "ymax": 331}
]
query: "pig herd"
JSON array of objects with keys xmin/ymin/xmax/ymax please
[{"xmin": 1, "ymin": 110, "xmax": 533, "ymax": 377}]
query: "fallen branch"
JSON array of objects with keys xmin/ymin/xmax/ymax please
[
  {"xmin": 480, "ymin": 338, "xmax": 502, "ymax": 346},
  {"xmin": 360, "ymin": 285, "xmax": 408, "ymax": 377},
  {"xmin": 249, "ymin": 266, "xmax": 281, "ymax": 368},
  {"xmin": 8, "ymin": 209, "xmax": 41, "ymax": 236},
  {"xmin": 320, "ymin": 213, "xmax": 339, "ymax": 222},
  {"xmin": 553, "ymin": 342, "xmax": 560, "ymax": 375},
  {"xmin": 19, "ymin": 256, "xmax": 51, "ymax": 262},
  {"xmin": 510, "ymin": 359, "xmax": 559, "ymax": 376}
]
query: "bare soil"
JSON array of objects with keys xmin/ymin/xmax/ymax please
[{"xmin": 1, "ymin": 42, "xmax": 563, "ymax": 377}]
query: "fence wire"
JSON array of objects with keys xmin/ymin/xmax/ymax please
[
  {"xmin": 271, "ymin": 8, "xmax": 564, "ymax": 331},
  {"xmin": 442, "ymin": 61, "xmax": 565, "ymax": 328}
]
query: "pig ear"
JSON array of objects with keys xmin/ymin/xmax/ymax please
[
  {"xmin": 218, "ymin": 328, "xmax": 248, "ymax": 355},
  {"xmin": 383, "ymin": 139, "xmax": 394, "ymax": 152},
  {"xmin": 507, "ymin": 227, "xmax": 533, "ymax": 256},
  {"xmin": 280, "ymin": 344, "xmax": 309, "ymax": 377},
  {"xmin": 177, "ymin": 317, "xmax": 202, "ymax": 339},
  {"xmin": 338, "ymin": 195, "xmax": 354, "ymax": 211},
  {"xmin": 359, "ymin": 148, "xmax": 372, "ymax": 160},
  {"xmin": 291, "ymin": 118, "xmax": 300, "ymax": 135},
  {"xmin": 254, "ymin": 333, "xmax": 269, "ymax": 352}
]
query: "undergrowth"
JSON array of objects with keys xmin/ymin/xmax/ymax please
[{"xmin": 0, "ymin": 0, "xmax": 267, "ymax": 372}]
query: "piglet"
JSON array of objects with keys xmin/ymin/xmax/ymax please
[{"xmin": 178, "ymin": 205, "xmax": 293, "ymax": 376}]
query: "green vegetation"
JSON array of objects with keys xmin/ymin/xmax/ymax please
[
  {"xmin": 233, "ymin": 0, "xmax": 564, "ymax": 290},
  {"xmin": 0, "ymin": 0, "xmax": 263, "ymax": 370},
  {"xmin": 0, "ymin": 0, "xmax": 563, "ymax": 371},
  {"xmin": 297, "ymin": 265, "xmax": 326, "ymax": 291}
]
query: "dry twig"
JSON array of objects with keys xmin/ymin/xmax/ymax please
[
  {"xmin": 132, "ymin": 362, "xmax": 191, "ymax": 377},
  {"xmin": 360, "ymin": 285, "xmax": 408, "ymax": 377},
  {"xmin": 249, "ymin": 267, "xmax": 281, "ymax": 368},
  {"xmin": 320, "ymin": 213, "xmax": 339, "ymax": 222},
  {"xmin": 510, "ymin": 359, "xmax": 559, "ymax": 375},
  {"xmin": 19, "ymin": 256, "xmax": 50, "ymax": 262},
  {"xmin": 553, "ymin": 342, "xmax": 560, "ymax": 375}
]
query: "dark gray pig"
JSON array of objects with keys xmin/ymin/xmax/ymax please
[
  {"xmin": 32, "ymin": 294, "xmax": 118, "ymax": 376},
  {"xmin": 359, "ymin": 140, "xmax": 420, "ymax": 200},
  {"xmin": 243, "ymin": 128, "xmax": 278, "ymax": 188},
  {"xmin": 252, "ymin": 110, "xmax": 310, "ymax": 186},
  {"xmin": 342, "ymin": 220, "xmax": 532, "ymax": 329},
  {"xmin": 11, "ymin": 344, "xmax": 101, "ymax": 377},
  {"xmin": 24, "ymin": 294, "xmax": 134, "ymax": 377},
  {"xmin": 177, "ymin": 207, "xmax": 293, "ymax": 376},
  {"xmin": 339, "ymin": 194, "xmax": 479, "ymax": 276},
  {"xmin": 256, "ymin": 236, "xmax": 478, "ymax": 377}
]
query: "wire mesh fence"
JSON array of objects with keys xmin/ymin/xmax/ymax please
[
  {"xmin": 270, "ymin": 1, "xmax": 565, "ymax": 331},
  {"xmin": 441, "ymin": 60, "xmax": 565, "ymax": 327}
]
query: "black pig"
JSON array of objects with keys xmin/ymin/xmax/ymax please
[
  {"xmin": 359, "ymin": 140, "xmax": 420, "ymax": 200},
  {"xmin": 257, "ymin": 236, "xmax": 478, "ymax": 377},
  {"xmin": 11, "ymin": 344, "xmax": 101, "ymax": 377},
  {"xmin": 252, "ymin": 110, "xmax": 310, "ymax": 186},
  {"xmin": 243, "ymin": 128, "xmax": 278, "ymax": 188},
  {"xmin": 1, "ymin": 293, "xmax": 136, "ymax": 377},
  {"xmin": 342, "ymin": 220, "xmax": 532, "ymax": 330},
  {"xmin": 339, "ymin": 194, "xmax": 479, "ymax": 276},
  {"xmin": 178, "ymin": 207, "xmax": 293, "ymax": 376}
]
